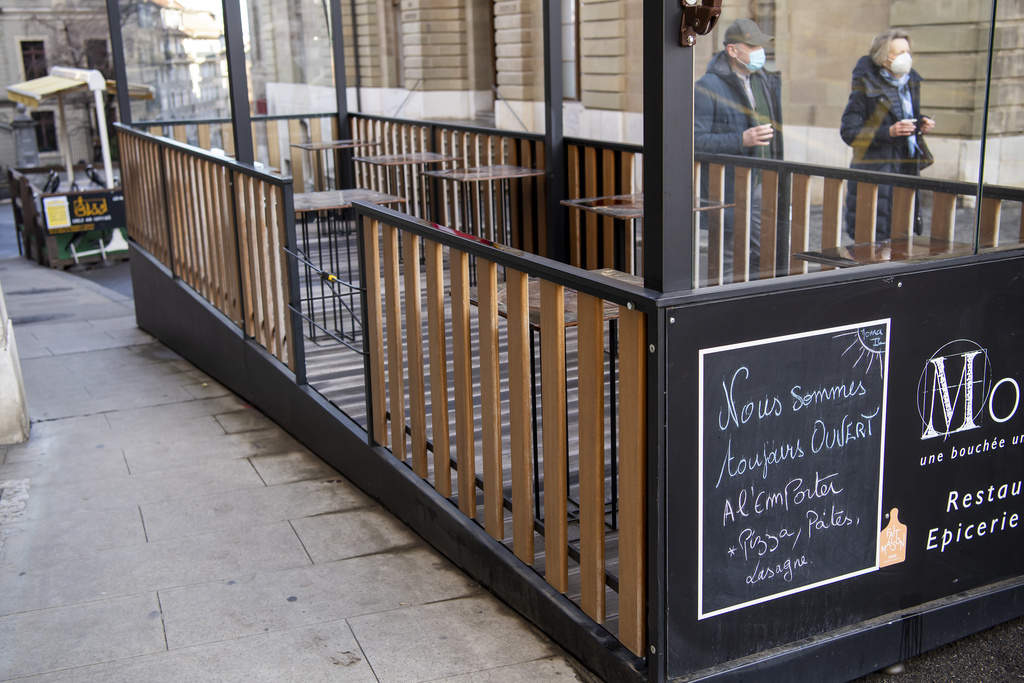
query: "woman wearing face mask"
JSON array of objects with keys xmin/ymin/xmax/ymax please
[{"xmin": 840, "ymin": 29, "xmax": 936, "ymax": 241}]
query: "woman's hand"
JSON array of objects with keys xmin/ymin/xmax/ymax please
[{"xmin": 888, "ymin": 119, "xmax": 917, "ymax": 137}]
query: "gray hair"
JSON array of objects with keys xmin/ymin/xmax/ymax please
[{"xmin": 870, "ymin": 29, "xmax": 913, "ymax": 67}]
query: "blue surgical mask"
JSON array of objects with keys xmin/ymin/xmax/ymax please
[{"xmin": 746, "ymin": 47, "xmax": 766, "ymax": 72}]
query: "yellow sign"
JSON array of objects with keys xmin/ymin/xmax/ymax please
[{"xmin": 43, "ymin": 196, "xmax": 71, "ymax": 229}]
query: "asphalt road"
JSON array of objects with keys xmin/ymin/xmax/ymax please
[{"xmin": 2, "ymin": 198, "xmax": 1023, "ymax": 682}]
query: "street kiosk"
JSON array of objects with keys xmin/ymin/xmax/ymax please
[{"xmin": 6, "ymin": 67, "xmax": 150, "ymax": 268}]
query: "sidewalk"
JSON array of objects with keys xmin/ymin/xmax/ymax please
[{"xmin": 0, "ymin": 253, "xmax": 594, "ymax": 682}]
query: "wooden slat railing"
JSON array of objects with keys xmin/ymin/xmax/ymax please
[
  {"xmin": 356, "ymin": 201, "xmax": 655, "ymax": 657},
  {"xmin": 117, "ymin": 125, "xmax": 299, "ymax": 373},
  {"xmin": 137, "ymin": 113, "xmax": 1024, "ymax": 288}
]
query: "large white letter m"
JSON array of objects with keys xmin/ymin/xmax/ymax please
[{"xmin": 922, "ymin": 350, "xmax": 984, "ymax": 440}]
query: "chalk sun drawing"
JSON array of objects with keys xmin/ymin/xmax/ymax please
[{"xmin": 836, "ymin": 326, "xmax": 887, "ymax": 378}]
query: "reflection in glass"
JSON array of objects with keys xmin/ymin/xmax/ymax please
[
  {"xmin": 689, "ymin": 0, "xmax": 1014, "ymax": 288},
  {"xmin": 119, "ymin": 0, "xmax": 231, "ymax": 148}
]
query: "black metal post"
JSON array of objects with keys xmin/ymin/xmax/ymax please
[
  {"xmin": 280, "ymin": 182, "xmax": 307, "ymax": 385},
  {"xmin": 104, "ymin": 0, "xmax": 132, "ymax": 127},
  {"xmin": 221, "ymin": 0, "xmax": 254, "ymax": 163},
  {"xmin": 330, "ymin": 0, "xmax": 355, "ymax": 189},
  {"xmin": 542, "ymin": 0, "xmax": 568, "ymax": 263},
  {"xmin": 643, "ymin": 0, "xmax": 694, "ymax": 292}
]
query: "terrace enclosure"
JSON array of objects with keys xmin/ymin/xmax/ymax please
[{"xmin": 101, "ymin": 0, "xmax": 1024, "ymax": 680}]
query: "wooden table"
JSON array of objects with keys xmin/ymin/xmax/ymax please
[
  {"xmin": 293, "ymin": 188, "xmax": 406, "ymax": 214},
  {"xmin": 422, "ymin": 164, "xmax": 545, "ymax": 244},
  {"xmin": 353, "ymin": 152, "xmax": 460, "ymax": 219},
  {"xmin": 291, "ymin": 139, "xmax": 381, "ymax": 190},
  {"xmin": 795, "ymin": 236, "xmax": 974, "ymax": 268},
  {"xmin": 560, "ymin": 193, "xmax": 733, "ymax": 274}
]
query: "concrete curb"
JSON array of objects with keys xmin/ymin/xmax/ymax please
[{"xmin": 0, "ymin": 277, "xmax": 30, "ymax": 444}]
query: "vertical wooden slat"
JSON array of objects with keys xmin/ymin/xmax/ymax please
[
  {"xmin": 618, "ymin": 306, "xmax": 647, "ymax": 657},
  {"xmin": 219, "ymin": 167, "xmax": 241, "ymax": 323},
  {"xmin": 289, "ymin": 119, "xmax": 306, "ymax": 192},
  {"xmin": 789, "ymin": 174, "xmax": 811, "ymax": 275},
  {"xmin": 383, "ymin": 224, "xmax": 406, "ymax": 461},
  {"xmin": 198, "ymin": 123, "xmax": 212, "ymax": 151},
  {"xmin": 621, "ymin": 151, "xmax": 636, "ymax": 275},
  {"xmin": 822, "ymin": 177, "xmax": 845, "ymax": 271},
  {"xmin": 578, "ymin": 292, "xmax": 605, "ymax": 623},
  {"xmin": 362, "ymin": 216, "xmax": 388, "ymax": 447},
  {"xmin": 404, "ymin": 232, "xmax": 428, "ymax": 477},
  {"xmin": 266, "ymin": 119, "xmax": 281, "ymax": 173},
  {"xmin": 584, "ymin": 146, "xmax": 599, "ymax": 269},
  {"xmin": 522, "ymin": 142, "xmax": 537, "ymax": 253},
  {"xmin": 535, "ymin": 143, "xmax": 548, "ymax": 257},
  {"xmin": 541, "ymin": 279, "xmax": 568, "ymax": 592},
  {"xmin": 479, "ymin": 259, "xmax": 503, "ymax": 539},
  {"xmin": 707, "ymin": 163, "xmax": 725, "ymax": 286},
  {"xmin": 266, "ymin": 185, "xmax": 290, "ymax": 368},
  {"xmin": 733, "ymin": 167, "xmax": 752, "ymax": 283},
  {"xmin": 506, "ymin": 269, "xmax": 534, "ymax": 563},
  {"xmin": 891, "ymin": 186, "xmax": 916, "ymax": 240},
  {"xmin": 759, "ymin": 170, "xmax": 778, "ymax": 279},
  {"xmin": 216, "ymin": 122, "xmax": 231, "ymax": 156},
  {"xmin": 979, "ymin": 196, "xmax": 1002, "ymax": 248},
  {"xmin": 931, "ymin": 192, "xmax": 957, "ymax": 244},
  {"xmin": 450, "ymin": 250, "xmax": 477, "ymax": 518},
  {"xmin": 854, "ymin": 182, "xmax": 878, "ymax": 244},
  {"xmin": 566, "ymin": 145, "xmax": 581, "ymax": 264},
  {"xmin": 253, "ymin": 182, "xmax": 273, "ymax": 347},
  {"xmin": 602, "ymin": 148, "xmax": 616, "ymax": 268},
  {"xmin": 425, "ymin": 240, "xmax": 452, "ymax": 496},
  {"xmin": 173, "ymin": 125, "xmax": 187, "ymax": 143}
]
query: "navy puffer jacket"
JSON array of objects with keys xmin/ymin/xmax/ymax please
[
  {"xmin": 840, "ymin": 55, "xmax": 926, "ymax": 239},
  {"xmin": 694, "ymin": 51, "xmax": 783, "ymax": 160}
]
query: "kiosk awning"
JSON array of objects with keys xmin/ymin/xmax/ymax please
[
  {"xmin": 6, "ymin": 74, "xmax": 92, "ymax": 108},
  {"xmin": 6, "ymin": 73, "xmax": 154, "ymax": 108}
]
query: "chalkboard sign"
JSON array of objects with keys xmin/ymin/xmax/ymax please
[{"xmin": 698, "ymin": 320, "xmax": 890, "ymax": 618}]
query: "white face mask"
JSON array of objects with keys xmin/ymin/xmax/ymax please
[
  {"xmin": 889, "ymin": 52, "xmax": 913, "ymax": 77},
  {"xmin": 746, "ymin": 47, "xmax": 767, "ymax": 72}
]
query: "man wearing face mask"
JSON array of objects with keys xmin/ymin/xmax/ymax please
[
  {"xmin": 841, "ymin": 29, "xmax": 936, "ymax": 241},
  {"xmin": 695, "ymin": 17, "xmax": 784, "ymax": 282}
]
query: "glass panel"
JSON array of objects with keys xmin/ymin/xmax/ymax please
[
  {"xmin": 119, "ymin": 0, "xmax": 231, "ymax": 149},
  {"xmin": 690, "ymin": 0, "xmax": 999, "ymax": 289},
  {"xmin": 978, "ymin": 4, "xmax": 1024, "ymax": 253},
  {"xmin": 244, "ymin": 0, "xmax": 337, "ymax": 181}
]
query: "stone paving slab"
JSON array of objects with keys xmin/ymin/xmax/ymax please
[
  {"xmin": 157, "ymin": 547, "xmax": 478, "ymax": 649},
  {"xmin": 290, "ymin": 506, "xmax": 421, "ymax": 563},
  {"xmin": 348, "ymin": 594, "xmax": 562, "ymax": 683},
  {"xmin": 9, "ymin": 458, "xmax": 265, "ymax": 521},
  {"xmin": 0, "ymin": 521, "xmax": 310, "ymax": 616},
  {"xmin": 429, "ymin": 656, "xmax": 588, "ymax": 683},
  {"xmin": 0, "ymin": 443, "xmax": 129, "ymax": 486},
  {"xmin": 139, "ymin": 477, "xmax": 374, "ymax": 541},
  {"xmin": 8, "ymin": 621, "xmax": 378, "ymax": 683},
  {"xmin": 0, "ymin": 506, "xmax": 145, "ymax": 564},
  {"xmin": 122, "ymin": 428, "xmax": 308, "ymax": 474},
  {"xmin": 249, "ymin": 449, "xmax": 339, "ymax": 485},
  {"xmin": 0, "ymin": 593, "xmax": 167, "ymax": 680}
]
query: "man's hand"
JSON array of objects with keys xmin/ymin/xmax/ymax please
[
  {"xmin": 919, "ymin": 116, "xmax": 936, "ymax": 134},
  {"xmin": 742, "ymin": 124, "xmax": 773, "ymax": 147}
]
